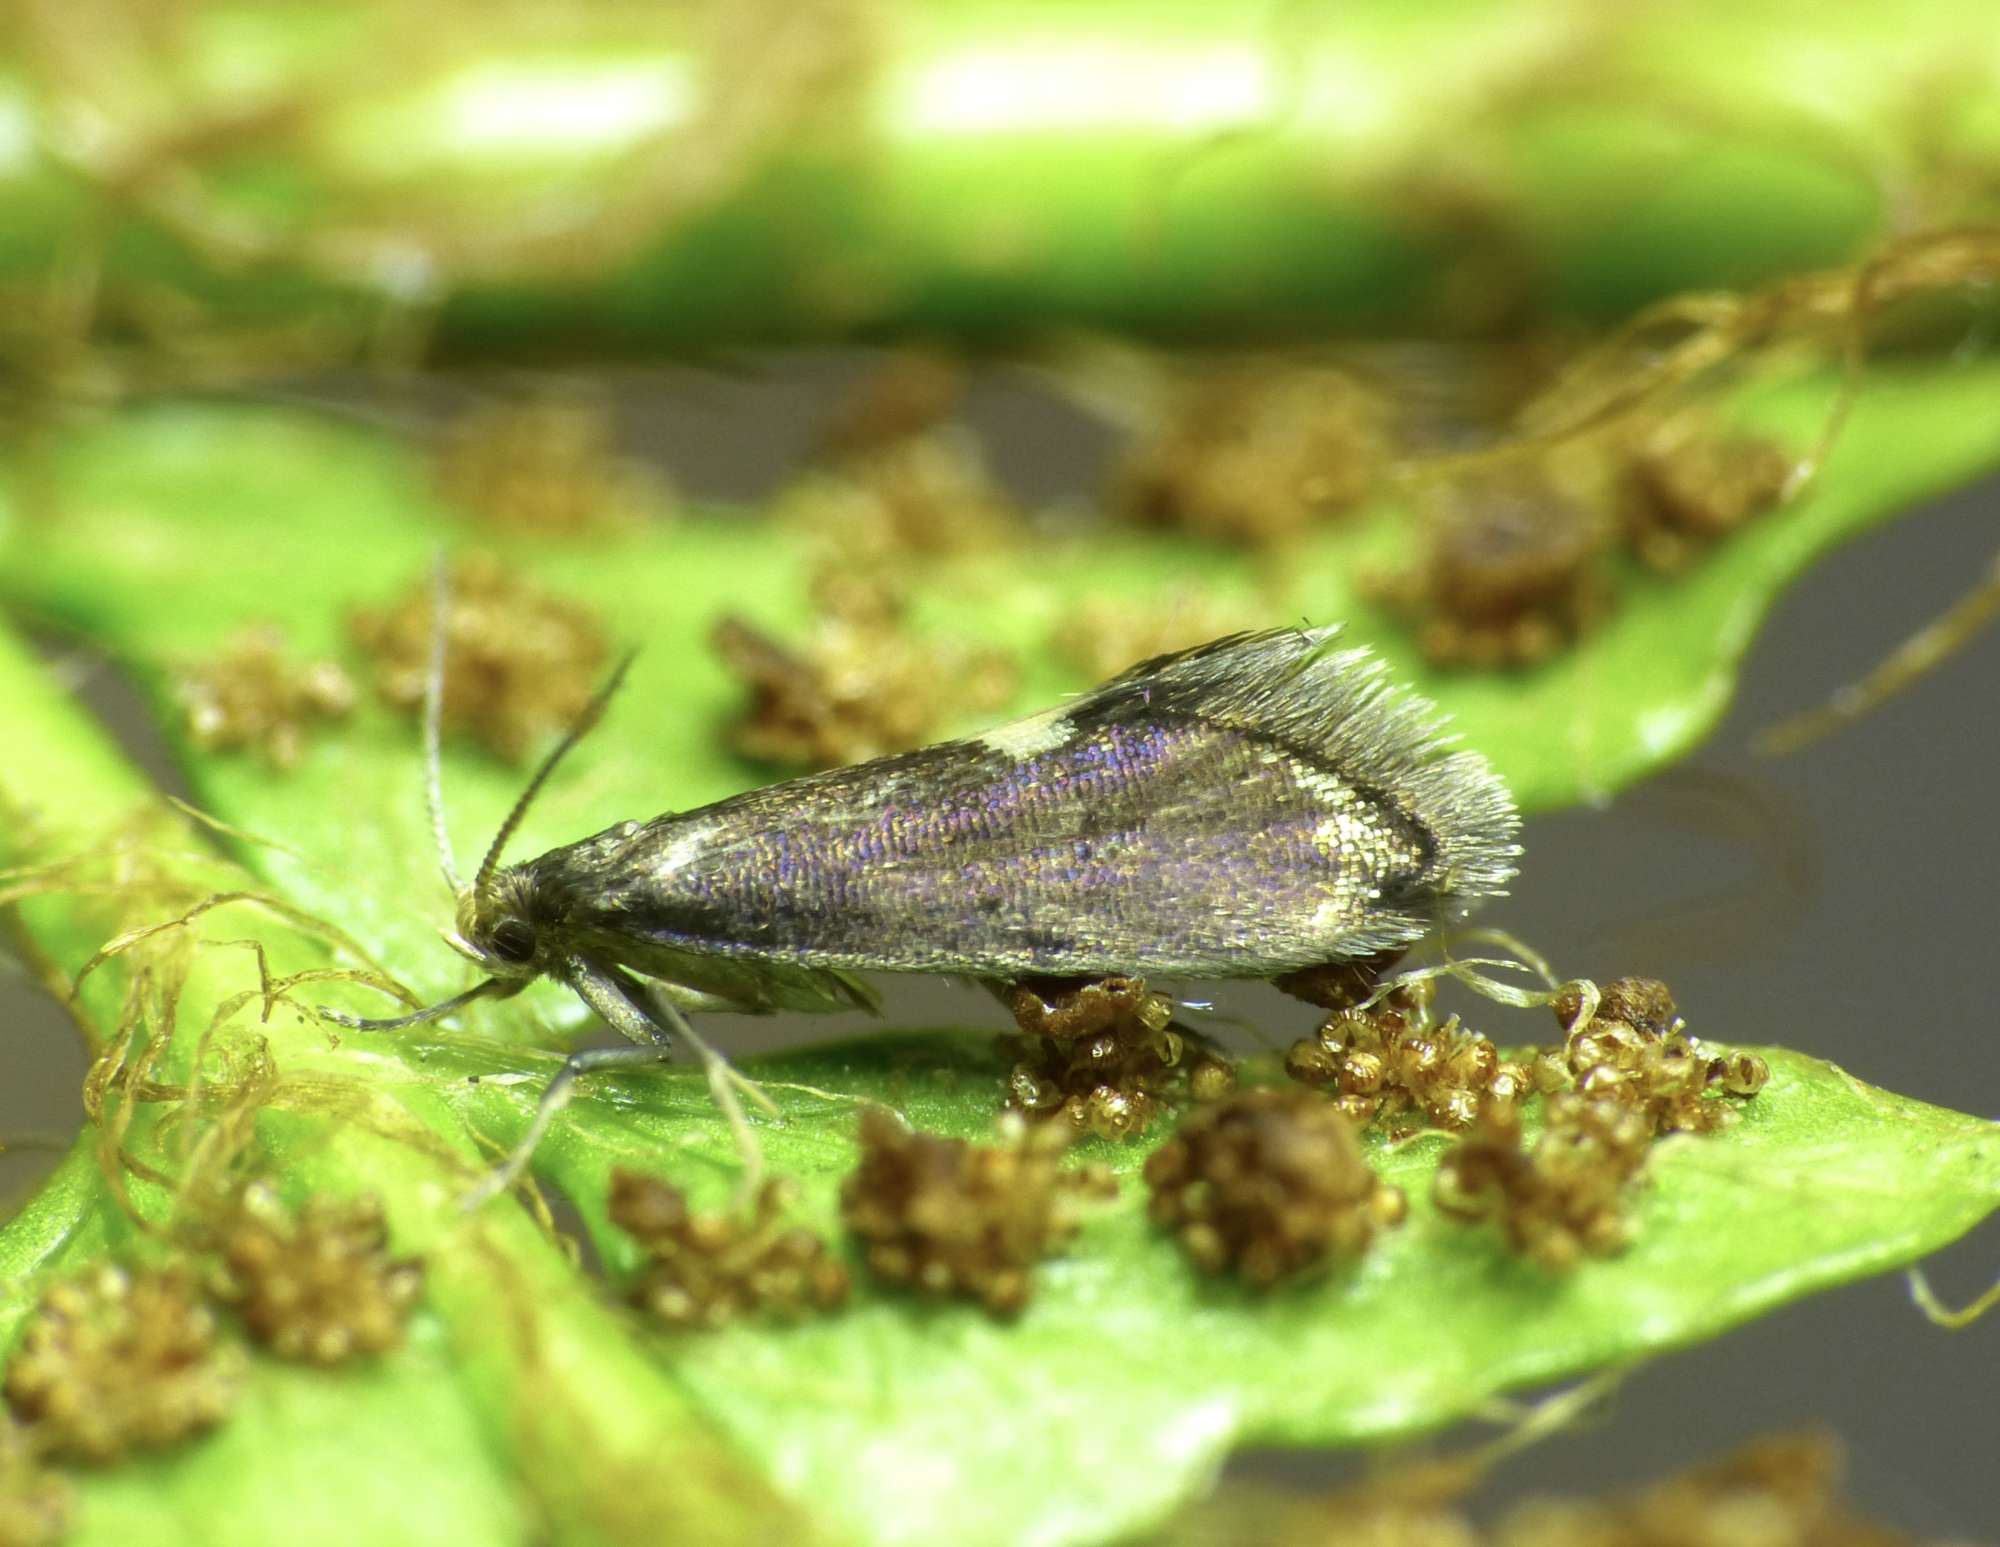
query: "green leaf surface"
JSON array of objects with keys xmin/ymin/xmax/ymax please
[
  {"xmin": 428, "ymin": 1030, "xmax": 2000, "ymax": 1547},
  {"xmin": 3, "ymin": 374, "xmax": 2000, "ymax": 1546},
  {"xmin": 0, "ymin": 1149, "xmax": 524, "ymax": 1547}
]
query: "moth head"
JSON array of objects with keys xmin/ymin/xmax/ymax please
[
  {"xmin": 452, "ymin": 868, "xmax": 556, "ymax": 983},
  {"xmin": 316, "ymin": 558, "xmax": 632, "ymax": 1035},
  {"xmin": 441, "ymin": 639, "xmax": 629, "ymax": 981}
]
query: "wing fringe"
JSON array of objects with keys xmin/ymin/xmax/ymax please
[{"xmin": 1083, "ymin": 627, "xmax": 1522, "ymax": 926}]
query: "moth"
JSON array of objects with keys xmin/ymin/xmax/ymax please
[{"xmin": 328, "ymin": 617, "xmax": 1519, "ymax": 1202}]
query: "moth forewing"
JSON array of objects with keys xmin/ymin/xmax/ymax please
[
  {"xmin": 517, "ymin": 627, "xmax": 1520, "ymax": 981},
  {"xmin": 330, "ymin": 623, "xmax": 1520, "ymax": 1207}
]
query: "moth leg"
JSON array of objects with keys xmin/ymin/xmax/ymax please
[
  {"xmin": 646, "ymin": 979, "xmax": 764, "ymax": 1016},
  {"xmin": 1271, "ymin": 949, "xmax": 1409, "ymax": 1012},
  {"xmin": 629, "ymin": 980, "xmax": 779, "ymax": 1205},
  {"xmin": 574, "ymin": 962, "xmax": 777, "ymax": 1199},
  {"xmin": 633, "ymin": 981, "xmax": 782, "ymax": 1120},
  {"xmin": 458, "ymin": 967, "xmax": 752, "ymax": 1215},
  {"xmin": 461, "ymin": 1040, "xmax": 675, "ymax": 1213},
  {"xmin": 576, "ymin": 962, "xmax": 773, "ymax": 1200}
]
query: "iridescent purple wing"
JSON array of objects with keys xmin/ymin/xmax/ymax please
[{"xmin": 529, "ymin": 628, "xmax": 1519, "ymax": 981}]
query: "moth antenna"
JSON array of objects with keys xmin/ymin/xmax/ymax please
[
  {"xmin": 425, "ymin": 554, "xmax": 466, "ymax": 898},
  {"xmin": 473, "ymin": 648, "xmax": 638, "ymax": 896},
  {"xmin": 321, "ymin": 978, "xmax": 500, "ymax": 1032}
]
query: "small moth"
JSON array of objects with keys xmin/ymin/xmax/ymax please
[{"xmin": 328, "ymin": 609, "xmax": 1519, "ymax": 1203}]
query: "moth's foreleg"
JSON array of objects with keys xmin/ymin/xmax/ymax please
[
  {"xmin": 569, "ymin": 959, "xmax": 677, "ymax": 1049},
  {"xmin": 629, "ymin": 978, "xmax": 778, "ymax": 1203},
  {"xmin": 577, "ymin": 962, "xmax": 790, "ymax": 1199},
  {"xmin": 462, "ymin": 963, "xmax": 680, "ymax": 1212},
  {"xmin": 1270, "ymin": 949, "xmax": 1410, "ymax": 1013},
  {"xmin": 631, "ymin": 979, "xmax": 781, "ymax": 1120},
  {"xmin": 462, "ymin": 1041, "xmax": 676, "ymax": 1212},
  {"xmin": 574, "ymin": 962, "xmax": 774, "ymax": 1202}
]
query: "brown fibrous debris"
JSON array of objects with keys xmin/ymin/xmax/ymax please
[
  {"xmin": 1433, "ymin": 1091, "xmax": 1652, "ymax": 1271},
  {"xmin": 814, "ymin": 351, "xmax": 966, "ymax": 460},
  {"xmin": 840, "ymin": 1106, "xmax": 1116, "ymax": 1317},
  {"xmin": 1374, "ymin": 337, "xmax": 1795, "ymax": 672},
  {"xmin": 0, "ymin": 1418, "xmax": 70, "ymax": 1547},
  {"xmin": 431, "ymin": 389, "xmax": 672, "ymax": 535},
  {"xmin": 1617, "ymin": 409, "xmax": 1792, "ymax": 573},
  {"xmin": 1144, "ymin": 1087, "xmax": 1407, "ymax": 1288},
  {"xmin": 210, "ymin": 1182, "xmax": 423, "ymax": 1365},
  {"xmin": 1759, "ymin": 545, "xmax": 2000, "ymax": 758},
  {"xmin": 3, "ymin": 1263, "xmax": 241, "ymax": 1464},
  {"xmin": 349, "ymin": 553, "xmax": 610, "ymax": 763},
  {"xmin": 1179, "ymin": 1431, "xmax": 1947, "ymax": 1547},
  {"xmin": 1002, "ymin": 975, "xmax": 1236, "ymax": 1141},
  {"xmin": 1388, "ymin": 464, "xmax": 1614, "ymax": 669},
  {"xmin": 1047, "ymin": 589, "xmax": 1271, "ymax": 681},
  {"xmin": 1493, "ymin": 1431, "xmax": 1919, "ymax": 1547},
  {"xmin": 786, "ymin": 403, "xmax": 1019, "ymax": 565},
  {"xmin": 608, "ymin": 1170, "xmax": 849, "ymax": 1331},
  {"xmin": 1408, "ymin": 975, "xmax": 1767, "ymax": 1268},
  {"xmin": 1117, "ymin": 364, "xmax": 1392, "ymax": 546},
  {"xmin": 1537, "ymin": 976, "xmax": 1769, "ymax": 1136},
  {"xmin": 1285, "ymin": 977, "xmax": 1531, "ymax": 1133},
  {"xmin": 173, "ymin": 624, "xmax": 356, "ymax": 769},
  {"xmin": 713, "ymin": 575, "xmax": 1015, "ymax": 770},
  {"xmin": 1515, "ymin": 230, "xmax": 2000, "ymax": 468}
]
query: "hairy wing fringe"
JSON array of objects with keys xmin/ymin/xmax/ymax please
[{"xmin": 1086, "ymin": 627, "xmax": 1522, "ymax": 917}]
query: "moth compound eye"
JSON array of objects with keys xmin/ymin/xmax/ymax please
[{"xmin": 488, "ymin": 917, "xmax": 537, "ymax": 965}]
